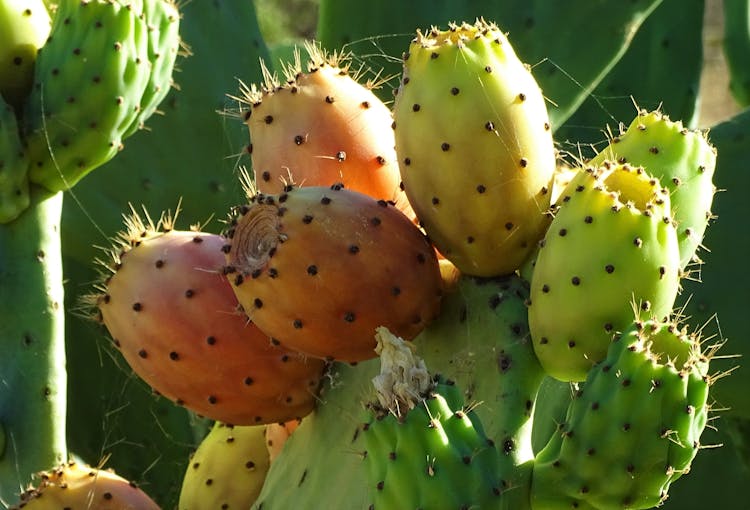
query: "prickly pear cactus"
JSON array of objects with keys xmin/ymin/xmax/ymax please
[
  {"xmin": 363, "ymin": 328, "xmax": 502, "ymax": 509},
  {"xmin": 9, "ymin": 460, "xmax": 160, "ymax": 509},
  {"xmin": 531, "ymin": 318, "xmax": 714, "ymax": 510},
  {"xmin": 393, "ymin": 19, "xmax": 556, "ymax": 277},
  {"xmin": 179, "ymin": 422, "xmax": 271, "ymax": 510},
  {"xmin": 529, "ymin": 163, "xmax": 681, "ymax": 382},
  {"xmin": 24, "ymin": 0, "xmax": 180, "ymax": 191}
]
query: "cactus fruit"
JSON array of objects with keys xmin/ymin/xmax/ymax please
[
  {"xmin": 529, "ymin": 162, "xmax": 681, "ymax": 382},
  {"xmin": 10, "ymin": 460, "xmax": 159, "ymax": 509},
  {"xmin": 179, "ymin": 422, "xmax": 271, "ymax": 510},
  {"xmin": 0, "ymin": 0, "xmax": 50, "ymax": 110},
  {"xmin": 393, "ymin": 19, "xmax": 556, "ymax": 277},
  {"xmin": 0, "ymin": 94, "xmax": 30, "ymax": 222},
  {"xmin": 266, "ymin": 418, "xmax": 301, "ymax": 462},
  {"xmin": 91, "ymin": 209, "xmax": 326, "ymax": 425},
  {"xmin": 531, "ymin": 318, "xmax": 714, "ymax": 510},
  {"xmin": 588, "ymin": 110, "xmax": 716, "ymax": 271},
  {"xmin": 24, "ymin": 0, "xmax": 180, "ymax": 192},
  {"xmin": 241, "ymin": 42, "xmax": 413, "ymax": 218},
  {"xmin": 224, "ymin": 184, "xmax": 443, "ymax": 362},
  {"xmin": 363, "ymin": 328, "xmax": 503, "ymax": 509}
]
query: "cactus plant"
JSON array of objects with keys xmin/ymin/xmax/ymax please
[{"xmin": 1, "ymin": 0, "xmax": 749, "ymax": 508}]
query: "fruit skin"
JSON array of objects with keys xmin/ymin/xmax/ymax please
[
  {"xmin": 224, "ymin": 184, "xmax": 443, "ymax": 362},
  {"xmin": 588, "ymin": 110, "xmax": 716, "ymax": 271},
  {"xmin": 24, "ymin": 0, "xmax": 180, "ymax": 192},
  {"xmin": 243, "ymin": 43, "xmax": 413, "ymax": 218},
  {"xmin": 393, "ymin": 19, "xmax": 556, "ymax": 276},
  {"xmin": 0, "ymin": 0, "xmax": 51, "ymax": 111},
  {"xmin": 0, "ymin": 93, "xmax": 30, "ymax": 223},
  {"xmin": 93, "ymin": 214, "xmax": 325, "ymax": 425},
  {"xmin": 364, "ymin": 328, "xmax": 503, "ymax": 509},
  {"xmin": 10, "ymin": 460, "xmax": 160, "ymax": 510},
  {"xmin": 179, "ymin": 422, "xmax": 270, "ymax": 510},
  {"xmin": 531, "ymin": 318, "xmax": 713, "ymax": 510},
  {"xmin": 529, "ymin": 162, "xmax": 681, "ymax": 382}
]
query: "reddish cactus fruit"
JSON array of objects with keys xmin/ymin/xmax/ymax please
[
  {"xmin": 10, "ymin": 461, "xmax": 159, "ymax": 510},
  {"xmin": 91, "ymin": 209, "xmax": 326, "ymax": 425},
  {"xmin": 239, "ymin": 43, "xmax": 414, "ymax": 219},
  {"xmin": 224, "ymin": 184, "xmax": 443, "ymax": 362}
]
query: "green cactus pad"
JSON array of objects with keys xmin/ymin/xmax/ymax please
[
  {"xmin": 415, "ymin": 274, "xmax": 544, "ymax": 508},
  {"xmin": 531, "ymin": 319, "xmax": 712, "ymax": 510},
  {"xmin": 393, "ymin": 19, "xmax": 556, "ymax": 277},
  {"xmin": 529, "ymin": 163, "xmax": 681, "ymax": 382},
  {"xmin": 588, "ymin": 110, "xmax": 716, "ymax": 271},
  {"xmin": 24, "ymin": 0, "xmax": 173, "ymax": 191},
  {"xmin": 364, "ymin": 329, "xmax": 502, "ymax": 509},
  {"xmin": 0, "ymin": 93, "xmax": 30, "ymax": 223}
]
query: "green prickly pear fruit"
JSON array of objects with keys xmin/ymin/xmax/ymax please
[
  {"xmin": 363, "ymin": 327, "xmax": 503, "ymax": 509},
  {"xmin": 393, "ymin": 19, "xmax": 556, "ymax": 277},
  {"xmin": 179, "ymin": 422, "xmax": 271, "ymax": 510},
  {"xmin": 24, "ymin": 0, "xmax": 180, "ymax": 192},
  {"xmin": 529, "ymin": 162, "xmax": 681, "ymax": 382},
  {"xmin": 124, "ymin": 0, "xmax": 181, "ymax": 136},
  {"xmin": 92, "ymin": 210, "xmax": 326, "ymax": 425},
  {"xmin": 0, "ymin": 0, "xmax": 50, "ymax": 110},
  {"xmin": 588, "ymin": 110, "xmax": 716, "ymax": 271},
  {"xmin": 242, "ymin": 42, "xmax": 413, "ymax": 219},
  {"xmin": 0, "ymin": 94, "xmax": 30, "ymax": 222},
  {"xmin": 224, "ymin": 184, "xmax": 443, "ymax": 362},
  {"xmin": 10, "ymin": 460, "xmax": 160, "ymax": 509},
  {"xmin": 531, "ymin": 318, "xmax": 713, "ymax": 510}
]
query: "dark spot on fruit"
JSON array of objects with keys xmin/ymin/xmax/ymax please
[
  {"xmin": 206, "ymin": 336, "xmax": 216, "ymax": 345},
  {"xmin": 321, "ymin": 196, "xmax": 331, "ymax": 205},
  {"xmin": 169, "ymin": 351, "xmax": 179, "ymax": 361},
  {"xmin": 542, "ymin": 284, "xmax": 550, "ymax": 293},
  {"xmin": 262, "ymin": 171, "xmax": 271, "ymax": 182},
  {"xmin": 519, "ymin": 157, "xmax": 528, "ymax": 168},
  {"xmin": 132, "ymin": 302, "xmax": 142, "ymax": 311},
  {"xmin": 254, "ymin": 298, "xmax": 263, "ymax": 308},
  {"xmin": 268, "ymin": 268, "xmax": 279, "ymax": 278},
  {"xmin": 412, "ymin": 103, "xmax": 421, "ymax": 112},
  {"xmin": 185, "ymin": 289, "xmax": 194, "ymax": 298},
  {"xmin": 302, "ymin": 214, "xmax": 314, "ymax": 224},
  {"xmin": 264, "ymin": 115, "xmax": 273, "ymax": 124},
  {"xmin": 485, "ymin": 121, "xmax": 495, "ymax": 131},
  {"xmin": 568, "ymin": 340, "xmax": 576, "ymax": 348},
  {"xmin": 349, "ymin": 245, "xmax": 360, "ymax": 254},
  {"xmin": 477, "ymin": 184, "xmax": 486, "ymax": 193},
  {"xmin": 392, "ymin": 286, "xmax": 401, "ymax": 296},
  {"xmin": 451, "ymin": 87, "xmax": 459, "ymax": 95},
  {"xmin": 293, "ymin": 319, "xmax": 303, "ymax": 329},
  {"xmin": 559, "ymin": 228, "xmax": 567, "ymax": 236},
  {"xmin": 376, "ymin": 155, "xmax": 386, "ymax": 165},
  {"xmin": 404, "ymin": 157, "xmax": 411, "ymax": 165},
  {"xmin": 518, "ymin": 93, "xmax": 526, "ymax": 101},
  {"xmin": 307, "ymin": 265, "xmax": 318, "ymax": 275},
  {"xmin": 416, "ymin": 253, "xmax": 426, "ymax": 264},
  {"xmin": 441, "ymin": 142, "xmax": 450, "ymax": 151},
  {"xmin": 505, "ymin": 222, "xmax": 514, "ymax": 230},
  {"xmin": 294, "ymin": 134, "xmax": 304, "ymax": 145},
  {"xmin": 138, "ymin": 349, "xmax": 147, "ymax": 358},
  {"xmin": 634, "ymin": 237, "xmax": 643, "ymax": 247},
  {"xmin": 244, "ymin": 377, "xmax": 254, "ymax": 385},
  {"xmin": 208, "ymin": 395, "xmax": 217, "ymax": 404},
  {"xmin": 370, "ymin": 217, "xmax": 381, "ymax": 226},
  {"xmin": 605, "ymin": 264, "xmax": 615, "ymax": 273},
  {"xmin": 361, "ymin": 101, "xmax": 370, "ymax": 109},
  {"xmin": 344, "ymin": 312, "xmax": 356, "ymax": 322},
  {"xmin": 571, "ymin": 276, "xmax": 581, "ymax": 285},
  {"xmin": 467, "ymin": 236, "xmax": 475, "ymax": 244},
  {"xmin": 432, "ymin": 196, "xmax": 440, "ymax": 205}
]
